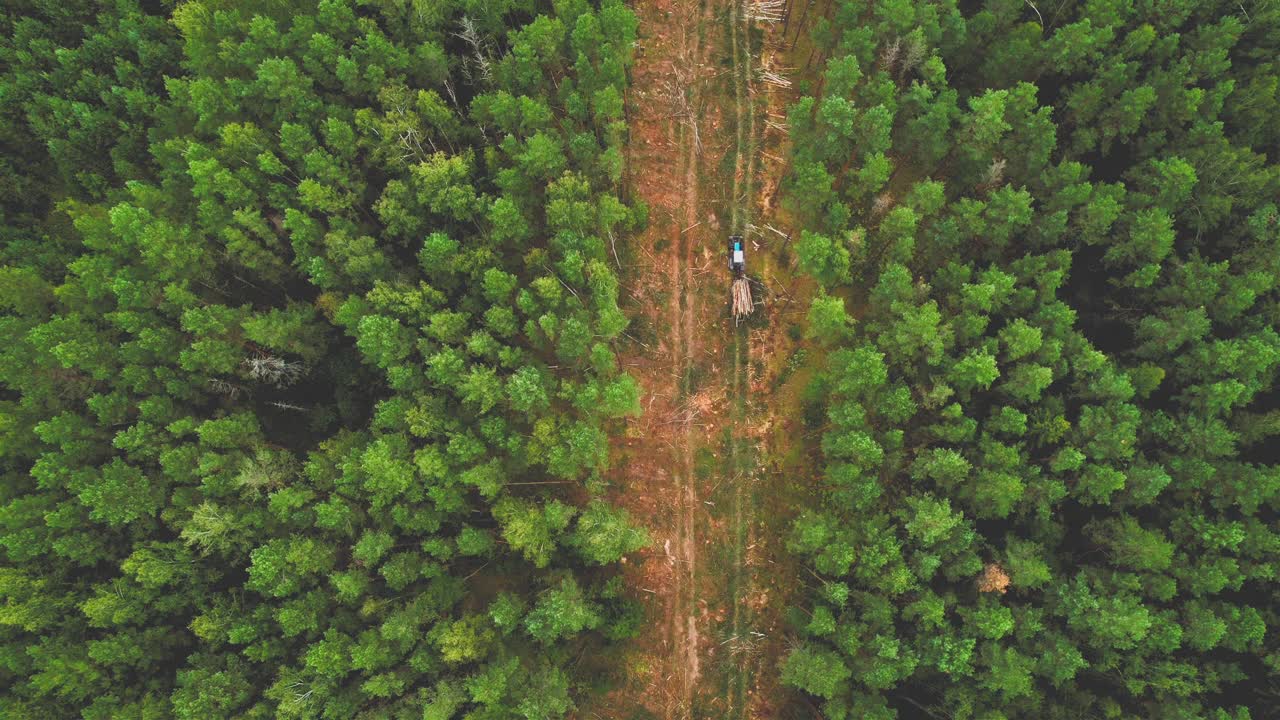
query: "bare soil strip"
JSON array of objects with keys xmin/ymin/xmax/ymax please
[{"xmin": 583, "ymin": 0, "xmax": 810, "ymax": 717}]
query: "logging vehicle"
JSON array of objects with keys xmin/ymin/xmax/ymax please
[
  {"xmin": 728, "ymin": 235, "xmax": 753, "ymax": 320},
  {"xmin": 729, "ymin": 235, "xmax": 745, "ymax": 276}
]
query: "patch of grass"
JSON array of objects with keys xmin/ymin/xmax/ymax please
[
  {"xmin": 627, "ymin": 656, "xmax": 653, "ymax": 678},
  {"xmin": 623, "ymin": 310, "xmax": 659, "ymax": 349},
  {"xmin": 679, "ymin": 361, "xmax": 706, "ymax": 399},
  {"xmin": 652, "ymin": 287, "xmax": 671, "ymax": 306},
  {"xmin": 695, "ymin": 446, "xmax": 716, "ymax": 481},
  {"xmin": 774, "ymin": 346, "xmax": 809, "ymax": 387},
  {"xmin": 801, "ymin": 395, "xmax": 826, "ymax": 431}
]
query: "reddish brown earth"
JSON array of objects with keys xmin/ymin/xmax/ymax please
[{"xmin": 578, "ymin": 2, "xmax": 817, "ymax": 718}]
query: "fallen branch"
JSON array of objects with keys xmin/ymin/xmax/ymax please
[
  {"xmin": 758, "ymin": 69, "xmax": 792, "ymax": 88},
  {"xmin": 764, "ymin": 223, "xmax": 790, "ymax": 239}
]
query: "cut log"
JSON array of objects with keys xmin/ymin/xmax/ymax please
[{"xmin": 732, "ymin": 277, "xmax": 754, "ymax": 321}]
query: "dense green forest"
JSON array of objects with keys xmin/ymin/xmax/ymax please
[
  {"xmin": 782, "ymin": 0, "xmax": 1279, "ymax": 718},
  {"xmin": 5, "ymin": 0, "xmax": 1280, "ymax": 718},
  {"xmin": 0, "ymin": 1, "xmax": 648, "ymax": 717}
]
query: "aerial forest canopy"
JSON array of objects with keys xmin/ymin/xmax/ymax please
[
  {"xmin": 782, "ymin": 0, "xmax": 1280, "ymax": 718},
  {"xmin": 4, "ymin": 0, "xmax": 1280, "ymax": 718},
  {"xmin": 0, "ymin": 0, "xmax": 648, "ymax": 718}
]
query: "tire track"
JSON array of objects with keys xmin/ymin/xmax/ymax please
[
  {"xmin": 673, "ymin": 3, "xmax": 717, "ymax": 715},
  {"xmin": 726, "ymin": 0, "xmax": 760, "ymax": 717},
  {"xmin": 603, "ymin": 0, "xmax": 769, "ymax": 716}
]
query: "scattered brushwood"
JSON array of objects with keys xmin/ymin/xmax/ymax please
[
  {"xmin": 746, "ymin": 0, "xmax": 784, "ymax": 23},
  {"xmin": 732, "ymin": 276, "xmax": 754, "ymax": 321},
  {"xmin": 758, "ymin": 67, "xmax": 792, "ymax": 88}
]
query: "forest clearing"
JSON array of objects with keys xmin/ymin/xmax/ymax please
[
  {"xmin": 586, "ymin": 0, "xmax": 774, "ymax": 714},
  {"xmin": 2, "ymin": 1, "xmax": 1278, "ymax": 719},
  {"xmin": 583, "ymin": 1, "xmax": 822, "ymax": 717}
]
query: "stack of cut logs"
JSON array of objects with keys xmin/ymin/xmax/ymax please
[{"xmin": 732, "ymin": 277, "xmax": 754, "ymax": 320}]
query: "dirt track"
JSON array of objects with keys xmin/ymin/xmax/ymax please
[{"xmin": 585, "ymin": 1, "xmax": 811, "ymax": 718}]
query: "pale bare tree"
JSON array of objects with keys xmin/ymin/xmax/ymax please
[
  {"xmin": 208, "ymin": 378, "xmax": 245, "ymax": 400},
  {"xmin": 1024, "ymin": 0, "xmax": 1044, "ymax": 28},
  {"xmin": 879, "ymin": 37, "xmax": 902, "ymax": 73},
  {"xmin": 985, "ymin": 157, "xmax": 1008, "ymax": 187},
  {"xmin": 269, "ymin": 401, "xmax": 310, "ymax": 412},
  {"xmin": 243, "ymin": 353, "xmax": 305, "ymax": 387},
  {"xmin": 454, "ymin": 16, "xmax": 494, "ymax": 85},
  {"xmin": 872, "ymin": 192, "xmax": 896, "ymax": 217},
  {"xmin": 901, "ymin": 34, "xmax": 927, "ymax": 75},
  {"xmin": 977, "ymin": 563, "xmax": 1011, "ymax": 594}
]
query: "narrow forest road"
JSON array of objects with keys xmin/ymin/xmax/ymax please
[{"xmin": 586, "ymin": 1, "xmax": 812, "ymax": 718}]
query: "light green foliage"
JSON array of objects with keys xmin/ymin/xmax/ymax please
[
  {"xmin": 432, "ymin": 614, "xmax": 495, "ymax": 665},
  {"xmin": 523, "ymin": 577, "xmax": 601, "ymax": 644},
  {"xmin": 968, "ymin": 602, "xmax": 1015, "ymax": 640},
  {"xmin": 950, "ymin": 350, "xmax": 1000, "ymax": 392},
  {"xmin": 781, "ymin": 646, "xmax": 852, "ymax": 700},
  {"xmin": 807, "ymin": 293, "xmax": 854, "ymax": 344},
  {"xmin": 998, "ymin": 319, "xmax": 1042, "ymax": 361},
  {"xmin": 493, "ymin": 498, "xmax": 576, "ymax": 569},
  {"xmin": 77, "ymin": 459, "xmax": 160, "ymax": 526},
  {"xmin": 910, "ymin": 448, "xmax": 971, "ymax": 486},
  {"xmin": 568, "ymin": 501, "xmax": 649, "ymax": 565},
  {"xmin": 796, "ymin": 230, "xmax": 852, "ymax": 287}
]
